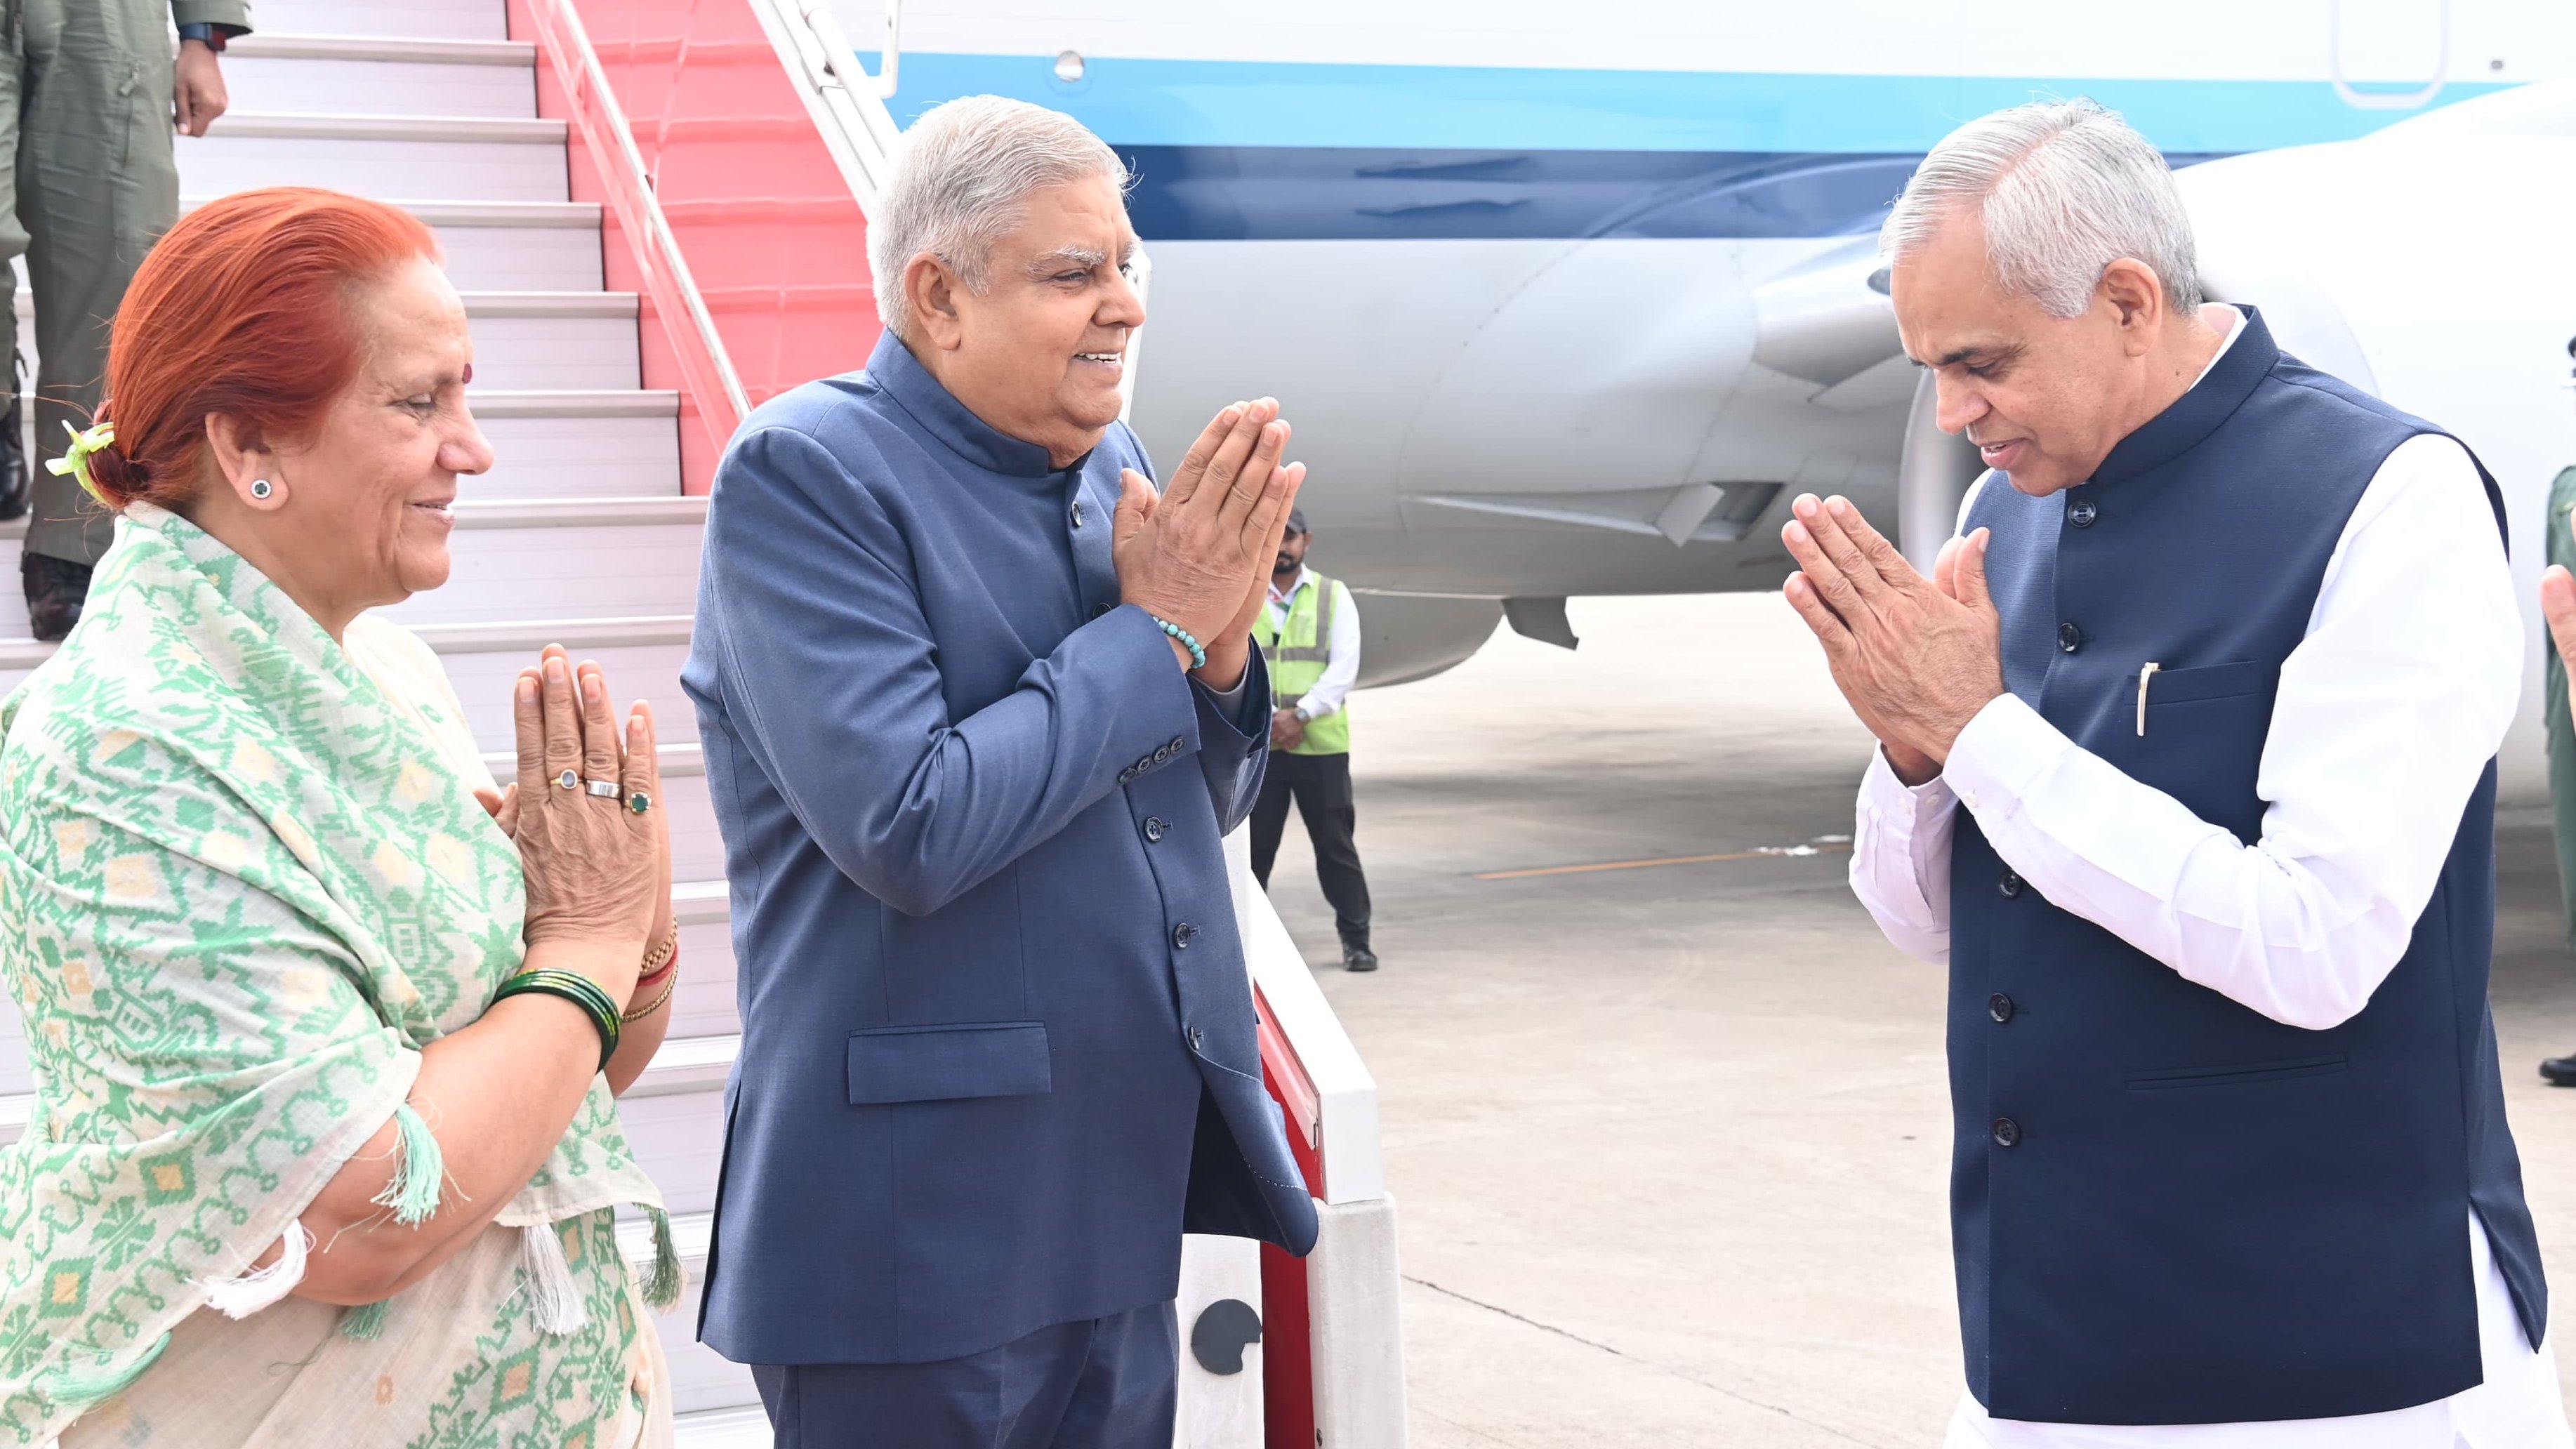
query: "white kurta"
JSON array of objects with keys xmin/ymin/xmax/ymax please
[{"xmin": 1849, "ymin": 316, "xmax": 2569, "ymax": 1447}]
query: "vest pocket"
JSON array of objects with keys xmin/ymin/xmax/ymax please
[
  {"xmin": 2142, "ymin": 659, "xmax": 2267, "ymax": 705},
  {"xmin": 2125, "ymin": 1054, "xmax": 2346, "ymax": 1090},
  {"xmin": 847, "ymin": 1021, "xmax": 1053, "ymax": 1103}
]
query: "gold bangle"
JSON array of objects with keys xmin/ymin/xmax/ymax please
[
  {"xmin": 622, "ymin": 967, "xmax": 678, "ymax": 1024},
  {"xmin": 639, "ymin": 922, "xmax": 680, "ymax": 977}
]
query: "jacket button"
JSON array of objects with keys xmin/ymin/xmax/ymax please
[
  {"xmin": 1143, "ymin": 816, "xmax": 1167, "ymax": 843},
  {"xmin": 1992, "ymin": 1117, "xmax": 2021, "ymax": 1148},
  {"xmin": 1071, "ymin": 500, "xmax": 1087, "ymax": 528},
  {"xmin": 1997, "ymin": 870, "xmax": 2023, "ymax": 898},
  {"xmin": 1988, "ymin": 993, "xmax": 2015, "ymax": 1024},
  {"xmin": 2067, "ymin": 498, "xmax": 2096, "ymax": 527},
  {"xmin": 1173, "ymin": 922, "xmax": 1197, "ymax": 950},
  {"xmin": 2056, "ymin": 621, "xmax": 2082, "ymax": 653},
  {"xmin": 1189, "ymin": 1026, "xmax": 1205, "ymax": 1049},
  {"xmin": 1095, "ymin": 601, "xmax": 1114, "ymax": 618}
]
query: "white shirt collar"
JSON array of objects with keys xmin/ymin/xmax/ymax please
[{"xmin": 2187, "ymin": 303, "xmax": 2247, "ymax": 392}]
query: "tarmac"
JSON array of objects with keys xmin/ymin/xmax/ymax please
[{"xmin": 1252, "ymin": 590, "xmax": 2576, "ymax": 1447}]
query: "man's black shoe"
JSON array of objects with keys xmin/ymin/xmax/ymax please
[
  {"xmin": 0, "ymin": 378, "xmax": 27, "ymax": 522},
  {"xmin": 1343, "ymin": 944, "xmax": 1378, "ymax": 973},
  {"xmin": 23, "ymin": 553, "xmax": 91, "ymax": 642},
  {"xmin": 2542, "ymin": 1054, "xmax": 2576, "ymax": 1087}
]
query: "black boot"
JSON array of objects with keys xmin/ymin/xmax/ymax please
[
  {"xmin": 1342, "ymin": 938, "xmax": 1378, "ymax": 973},
  {"xmin": 23, "ymin": 553, "xmax": 91, "ymax": 642},
  {"xmin": 2542, "ymin": 1054, "xmax": 2576, "ymax": 1087},
  {"xmin": 0, "ymin": 373, "xmax": 26, "ymax": 524}
]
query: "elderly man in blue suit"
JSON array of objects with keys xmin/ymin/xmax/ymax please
[{"xmin": 681, "ymin": 94, "xmax": 1321, "ymax": 1445}]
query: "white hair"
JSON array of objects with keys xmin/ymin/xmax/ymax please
[
  {"xmin": 869, "ymin": 95, "xmax": 1128, "ymax": 338},
  {"xmin": 1881, "ymin": 98, "xmax": 2202, "ymax": 319}
]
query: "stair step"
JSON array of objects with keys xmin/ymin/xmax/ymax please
[
  {"xmin": 470, "ymin": 390, "xmax": 679, "ymax": 419},
  {"xmin": 452, "ymin": 496, "xmax": 703, "ymax": 527},
  {"xmin": 223, "ymin": 36, "xmax": 536, "ymax": 121},
  {"xmin": 673, "ymin": 1406, "xmax": 771, "ymax": 1445},
  {"xmin": 227, "ymin": 35, "xmax": 536, "ymax": 66},
  {"xmin": 253, "ymin": 2, "xmax": 508, "ymax": 41},
  {"xmin": 185, "ymin": 199, "xmax": 610, "ymax": 292},
  {"xmin": 178, "ymin": 114, "xmax": 569, "ymax": 204},
  {"xmin": 8, "ymin": 290, "xmax": 638, "ymax": 392},
  {"xmin": 627, "ymin": 1033, "xmax": 739, "ymax": 1099}
]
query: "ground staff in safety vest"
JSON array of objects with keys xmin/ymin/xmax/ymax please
[
  {"xmin": 1252, "ymin": 507, "xmax": 1378, "ymax": 971},
  {"xmin": 8, "ymin": 0, "xmax": 245, "ymax": 641}
]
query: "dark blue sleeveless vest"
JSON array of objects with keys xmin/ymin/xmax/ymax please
[{"xmin": 1949, "ymin": 307, "xmax": 2542, "ymax": 1425}]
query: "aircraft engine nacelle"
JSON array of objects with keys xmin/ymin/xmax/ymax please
[{"xmin": 1133, "ymin": 218, "xmax": 1917, "ymax": 683}]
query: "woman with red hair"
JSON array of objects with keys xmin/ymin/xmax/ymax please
[{"xmin": 0, "ymin": 187, "xmax": 681, "ymax": 1446}]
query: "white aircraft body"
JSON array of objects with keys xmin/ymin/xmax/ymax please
[{"xmin": 833, "ymin": 0, "xmax": 2576, "ymax": 795}]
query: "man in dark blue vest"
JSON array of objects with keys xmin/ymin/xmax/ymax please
[{"xmin": 1780, "ymin": 100, "xmax": 2567, "ymax": 1445}]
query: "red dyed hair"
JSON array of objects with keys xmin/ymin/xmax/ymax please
[{"xmin": 85, "ymin": 187, "xmax": 442, "ymax": 509}]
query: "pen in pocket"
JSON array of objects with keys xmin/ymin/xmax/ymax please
[{"xmin": 2136, "ymin": 662, "xmax": 2161, "ymax": 736}]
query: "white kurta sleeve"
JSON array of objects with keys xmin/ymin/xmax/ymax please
[
  {"xmin": 1936, "ymin": 433, "xmax": 2518, "ymax": 1031},
  {"xmin": 1851, "ymin": 748, "xmax": 1961, "ymax": 963}
]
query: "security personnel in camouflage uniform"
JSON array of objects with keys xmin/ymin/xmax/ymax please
[
  {"xmin": 8, "ymin": 0, "xmax": 248, "ymax": 640},
  {"xmin": 2539, "ymin": 459, "xmax": 2576, "ymax": 1085},
  {"xmin": 1250, "ymin": 508, "xmax": 1378, "ymax": 971}
]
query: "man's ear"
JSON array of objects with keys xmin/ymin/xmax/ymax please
[
  {"xmin": 906, "ymin": 253, "xmax": 970, "ymax": 353},
  {"xmin": 2099, "ymin": 257, "xmax": 2165, "ymax": 353}
]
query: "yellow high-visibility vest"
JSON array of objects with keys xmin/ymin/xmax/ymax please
[{"xmin": 1257, "ymin": 573, "xmax": 1350, "ymax": 755}]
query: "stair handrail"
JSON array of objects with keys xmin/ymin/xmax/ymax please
[
  {"xmin": 521, "ymin": 0, "xmax": 753, "ymax": 453},
  {"xmin": 745, "ymin": 0, "xmax": 907, "ymax": 218}
]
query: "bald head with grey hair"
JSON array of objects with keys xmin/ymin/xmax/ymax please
[
  {"xmin": 870, "ymin": 95, "xmax": 1130, "ymax": 339},
  {"xmin": 1882, "ymin": 98, "xmax": 2201, "ymax": 319}
]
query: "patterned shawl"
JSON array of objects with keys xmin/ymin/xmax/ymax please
[{"xmin": 0, "ymin": 504, "xmax": 672, "ymax": 1444}]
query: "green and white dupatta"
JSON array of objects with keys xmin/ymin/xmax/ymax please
[{"xmin": 0, "ymin": 504, "xmax": 676, "ymax": 1444}]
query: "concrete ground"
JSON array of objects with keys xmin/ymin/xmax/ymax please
[{"xmin": 1252, "ymin": 591, "xmax": 2576, "ymax": 1448}]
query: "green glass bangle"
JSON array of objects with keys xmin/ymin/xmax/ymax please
[{"xmin": 492, "ymin": 967, "xmax": 621, "ymax": 1072}]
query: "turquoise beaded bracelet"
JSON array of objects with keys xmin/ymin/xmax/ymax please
[
  {"xmin": 493, "ymin": 967, "xmax": 622, "ymax": 1072},
  {"xmin": 1150, "ymin": 615, "xmax": 1207, "ymax": 670}
]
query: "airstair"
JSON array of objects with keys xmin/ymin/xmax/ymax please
[{"xmin": 0, "ymin": 4, "xmax": 1402, "ymax": 1445}]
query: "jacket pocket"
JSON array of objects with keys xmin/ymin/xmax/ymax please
[
  {"xmin": 2126, "ymin": 1054, "xmax": 2346, "ymax": 1090},
  {"xmin": 847, "ymin": 1021, "xmax": 1052, "ymax": 1104},
  {"xmin": 2146, "ymin": 660, "xmax": 2268, "ymax": 706}
]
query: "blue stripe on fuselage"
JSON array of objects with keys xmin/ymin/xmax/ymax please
[
  {"xmin": 871, "ymin": 51, "xmax": 2506, "ymax": 154},
  {"xmin": 861, "ymin": 53, "xmax": 2504, "ymax": 241},
  {"xmin": 1116, "ymin": 146, "xmax": 2237, "ymax": 241}
]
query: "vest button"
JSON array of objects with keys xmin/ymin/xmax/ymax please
[
  {"xmin": 2056, "ymin": 621, "xmax": 2082, "ymax": 653},
  {"xmin": 1997, "ymin": 870, "xmax": 2023, "ymax": 898},
  {"xmin": 2067, "ymin": 498, "xmax": 2096, "ymax": 527},
  {"xmin": 1991, "ymin": 1117, "xmax": 2022, "ymax": 1148},
  {"xmin": 1142, "ymin": 816, "xmax": 1167, "ymax": 844},
  {"xmin": 1173, "ymin": 922, "xmax": 1197, "ymax": 950},
  {"xmin": 1071, "ymin": 500, "xmax": 1087, "ymax": 528},
  {"xmin": 1095, "ymin": 601, "xmax": 1114, "ymax": 617},
  {"xmin": 1988, "ymin": 993, "xmax": 2015, "ymax": 1024}
]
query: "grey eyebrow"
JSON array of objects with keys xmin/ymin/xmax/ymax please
[{"xmin": 1026, "ymin": 245, "xmax": 1108, "ymax": 277}]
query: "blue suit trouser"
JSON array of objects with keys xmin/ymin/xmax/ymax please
[{"xmin": 749, "ymin": 1300, "xmax": 1179, "ymax": 1447}]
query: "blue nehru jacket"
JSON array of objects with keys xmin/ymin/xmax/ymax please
[
  {"xmin": 1948, "ymin": 307, "xmax": 2540, "ymax": 1424},
  {"xmin": 682, "ymin": 331, "xmax": 1320, "ymax": 1368}
]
